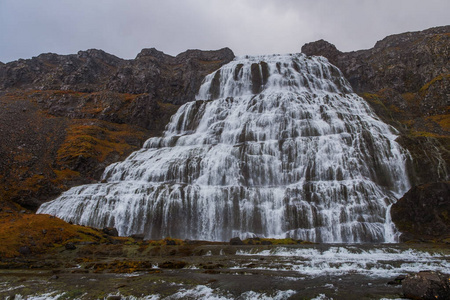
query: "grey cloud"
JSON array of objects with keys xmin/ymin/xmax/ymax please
[{"xmin": 0, "ymin": 0, "xmax": 448, "ymax": 63}]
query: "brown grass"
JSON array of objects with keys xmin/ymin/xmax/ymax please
[{"xmin": 0, "ymin": 212, "xmax": 113, "ymax": 258}]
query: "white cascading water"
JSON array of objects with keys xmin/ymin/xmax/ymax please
[{"xmin": 38, "ymin": 54, "xmax": 411, "ymax": 242}]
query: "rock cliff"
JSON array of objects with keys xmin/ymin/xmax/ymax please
[
  {"xmin": 302, "ymin": 26, "xmax": 449, "ymax": 241},
  {"xmin": 0, "ymin": 26, "xmax": 449, "ymax": 243},
  {"xmin": 0, "ymin": 48, "xmax": 234, "ymax": 210},
  {"xmin": 391, "ymin": 181, "xmax": 450, "ymax": 242},
  {"xmin": 0, "ymin": 47, "xmax": 234, "ymax": 105}
]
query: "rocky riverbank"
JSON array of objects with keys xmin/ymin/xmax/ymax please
[
  {"xmin": 1, "ymin": 239, "xmax": 449, "ymax": 299},
  {"xmin": 1, "ymin": 209, "xmax": 449, "ymax": 299}
]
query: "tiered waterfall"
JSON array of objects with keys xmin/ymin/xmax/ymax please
[{"xmin": 38, "ymin": 54, "xmax": 411, "ymax": 242}]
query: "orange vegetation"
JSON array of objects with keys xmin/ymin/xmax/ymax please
[
  {"xmin": 0, "ymin": 211, "xmax": 124, "ymax": 258},
  {"xmin": 57, "ymin": 120, "xmax": 146, "ymax": 165}
]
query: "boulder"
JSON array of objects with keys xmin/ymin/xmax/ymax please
[
  {"xmin": 131, "ymin": 234, "xmax": 145, "ymax": 240},
  {"xmin": 229, "ymin": 237, "xmax": 244, "ymax": 245},
  {"xmin": 103, "ymin": 227, "xmax": 119, "ymax": 237},
  {"xmin": 18, "ymin": 246, "xmax": 31, "ymax": 255},
  {"xmin": 402, "ymin": 271, "xmax": 450, "ymax": 300}
]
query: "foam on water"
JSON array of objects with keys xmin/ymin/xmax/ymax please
[
  {"xmin": 235, "ymin": 246, "xmax": 450, "ymax": 277},
  {"xmin": 38, "ymin": 53, "xmax": 411, "ymax": 242},
  {"xmin": 9, "ymin": 287, "xmax": 297, "ymax": 300},
  {"xmin": 5, "ymin": 292, "xmax": 67, "ymax": 300}
]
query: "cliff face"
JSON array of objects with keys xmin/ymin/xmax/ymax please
[
  {"xmin": 0, "ymin": 48, "xmax": 234, "ymax": 210},
  {"xmin": 302, "ymin": 26, "xmax": 450, "ymax": 241},
  {"xmin": 302, "ymin": 26, "xmax": 449, "ymax": 186},
  {"xmin": 391, "ymin": 181, "xmax": 450, "ymax": 242},
  {"xmin": 301, "ymin": 26, "xmax": 449, "ymax": 96},
  {"xmin": 1, "ymin": 27, "xmax": 448, "ymax": 243},
  {"xmin": 0, "ymin": 47, "xmax": 234, "ymax": 105}
]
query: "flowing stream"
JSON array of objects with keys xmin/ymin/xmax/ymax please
[
  {"xmin": 38, "ymin": 53, "xmax": 411, "ymax": 242},
  {"xmin": 2, "ymin": 244, "xmax": 449, "ymax": 299}
]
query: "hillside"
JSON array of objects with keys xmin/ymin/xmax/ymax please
[
  {"xmin": 0, "ymin": 26, "xmax": 448, "ymax": 244},
  {"xmin": 0, "ymin": 48, "xmax": 234, "ymax": 210},
  {"xmin": 302, "ymin": 26, "xmax": 449, "ymax": 241}
]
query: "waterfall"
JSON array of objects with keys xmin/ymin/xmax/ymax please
[{"xmin": 38, "ymin": 53, "xmax": 411, "ymax": 242}]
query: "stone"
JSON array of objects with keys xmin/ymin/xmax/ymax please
[
  {"xmin": 165, "ymin": 239, "xmax": 176, "ymax": 246},
  {"xmin": 301, "ymin": 26, "xmax": 449, "ymax": 95},
  {"xmin": 0, "ymin": 46, "xmax": 234, "ymax": 104},
  {"xmin": 388, "ymin": 275, "xmax": 406, "ymax": 285},
  {"xmin": 402, "ymin": 271, "xmax": 450, "ymax": 300},
  {"xmin": 229, "ymin": 237, "xmax": 244, "ymax": 245},
  {"xmin": 103, "ymin": 227, "xmax": 119, "ymax": 237},
  {"xmin": 131, "ymin": 234, "xmax": 145, "ymax": 240},
  {"xmin": 19, "ymin": 246, "xmax": 31, "ymax": 255},
  {"xmin": 65, "ymin": 243, "xmax": 76, "ymax": 250},
  {"xmin": 159, "ymin": 261, "xmax": 187, "ymax": 269}
]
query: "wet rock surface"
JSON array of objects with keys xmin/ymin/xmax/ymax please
[
  {"xmin": 302, "ymin": 25, "xmax": 450, "ymax": 185},
  {"xmin": 391, "ymin": 181, "xmax": 450, "ymax": 242},
  {"xmin": 301, "ymin": 26, "xmax": 449, "ymax": 95},
  {"xmin": 0, "ymin": 47, "xmax": 233, "ymax": 210},
  {"xmin": 302, "ymin": 26, "xmax": 450, "ymax": 242},
  {"xmin": 0, "ymin": 242, "xmax": 449, "ymax": 299},
  {"xmin": 402, "ymin": 271, "xmax": 450, "ymax": 300}
]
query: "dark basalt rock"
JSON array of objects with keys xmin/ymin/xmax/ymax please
[
  {"xmin": 388, "ymin": 274, "xmax": 407, "ymax": 285},
  {"xmin": 391, "ymin": 181, "xmax": 450, "ymax": 242},
  {"xmin": 251, "ymin": 63, "xmax": 263, "ymax": 94},
  {"xmin": 19, "ymin": 246, "xmax": 31, "ymax": 255},
  {"xmin": 159, "ymin": 260, "xmax": 187, "ymax": 269},
  {"xmin": 302, "ymin": 39, "xmax": 342, "ymax": 65},
  {"xmin": 0, "ymin": 47, "xmax": 235, "ymax": 105},
  {"xmin": 302, "ymin": 26, "xmax": 449, "ymax": 94},
  {"xmin": 402, "ymin": 271, "xmax": 450, "ymax": 300},
  {"xmin": 65, "ymin": 243, "xmax": 76, "ymax": 250},
  {"xmin": 0, "ymin": 47, "xmax": 233, "ymax": 210},
  {"xmin": 131, "ymin": 234, "xmax": 145, "ymax": 240},
  {"xmin": 302, "ymin": 26, "xmax": 450, "ymax": 186},
  {"xmin": 209, "ymin": 70, "xmax": 222, "ymax": 100},
  {"xmin": 103, "ymin": 227, "xmax": 119, "ymax": 237},
  {"xmin": 229, "ymin": 237, "xmax": 244, "ymax": 245}
]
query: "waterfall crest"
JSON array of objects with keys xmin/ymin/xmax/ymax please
[{"xmin": 38, "ymin": 53, "xmax": 410, "ymax": 242}]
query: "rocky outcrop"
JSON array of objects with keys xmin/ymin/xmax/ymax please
[
  {"xmin": 402, "ymin": 271, "xmax": 450, "ymax": 300},
  {"xmin": 301, "ymin": 26, "xmax": 449, "ymax": 95},
  {"xmin": 0, "ymin": 48, "xmax": 233, "ymax": 210},
  {"xmin": 0, "ymin": 90, "xmax": 176, "ymax": 210},
  {"xmin": 303, "ymin": 27, "xmax": 449, "ymax": 241},
  {"xmin": 302, "ymin": 26, "xmax": 449, "ymax": 185},
  {"xmin": 391, "ymin": 181, "xmax": 450, "ymax": 242},
  {"xmin": 0, "ymin": 47, "xmax": 234, "ymax": 105}
]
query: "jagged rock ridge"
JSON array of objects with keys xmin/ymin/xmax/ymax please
[
  {"xmin": 0, "ymin": 26, "xmax": 449, "ymax": 243},
  {"xmin": 0, "ymin": 47, "xmax": 235, "ymax": 105},
  {"xmin": 302, "ymin": 26, "xmax": 450, "ymax": 242},
  {"xmin": 0, "ymin": 48, "xmax": 234, "ymax": 210},
  {"xmin": 302, "ymin": 26, "xmax": 449, "ymax": 182}
]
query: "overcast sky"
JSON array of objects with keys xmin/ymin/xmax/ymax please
[{"xmin": 0, "ymin": 0, "xmax": 449, "ymax": 63}]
